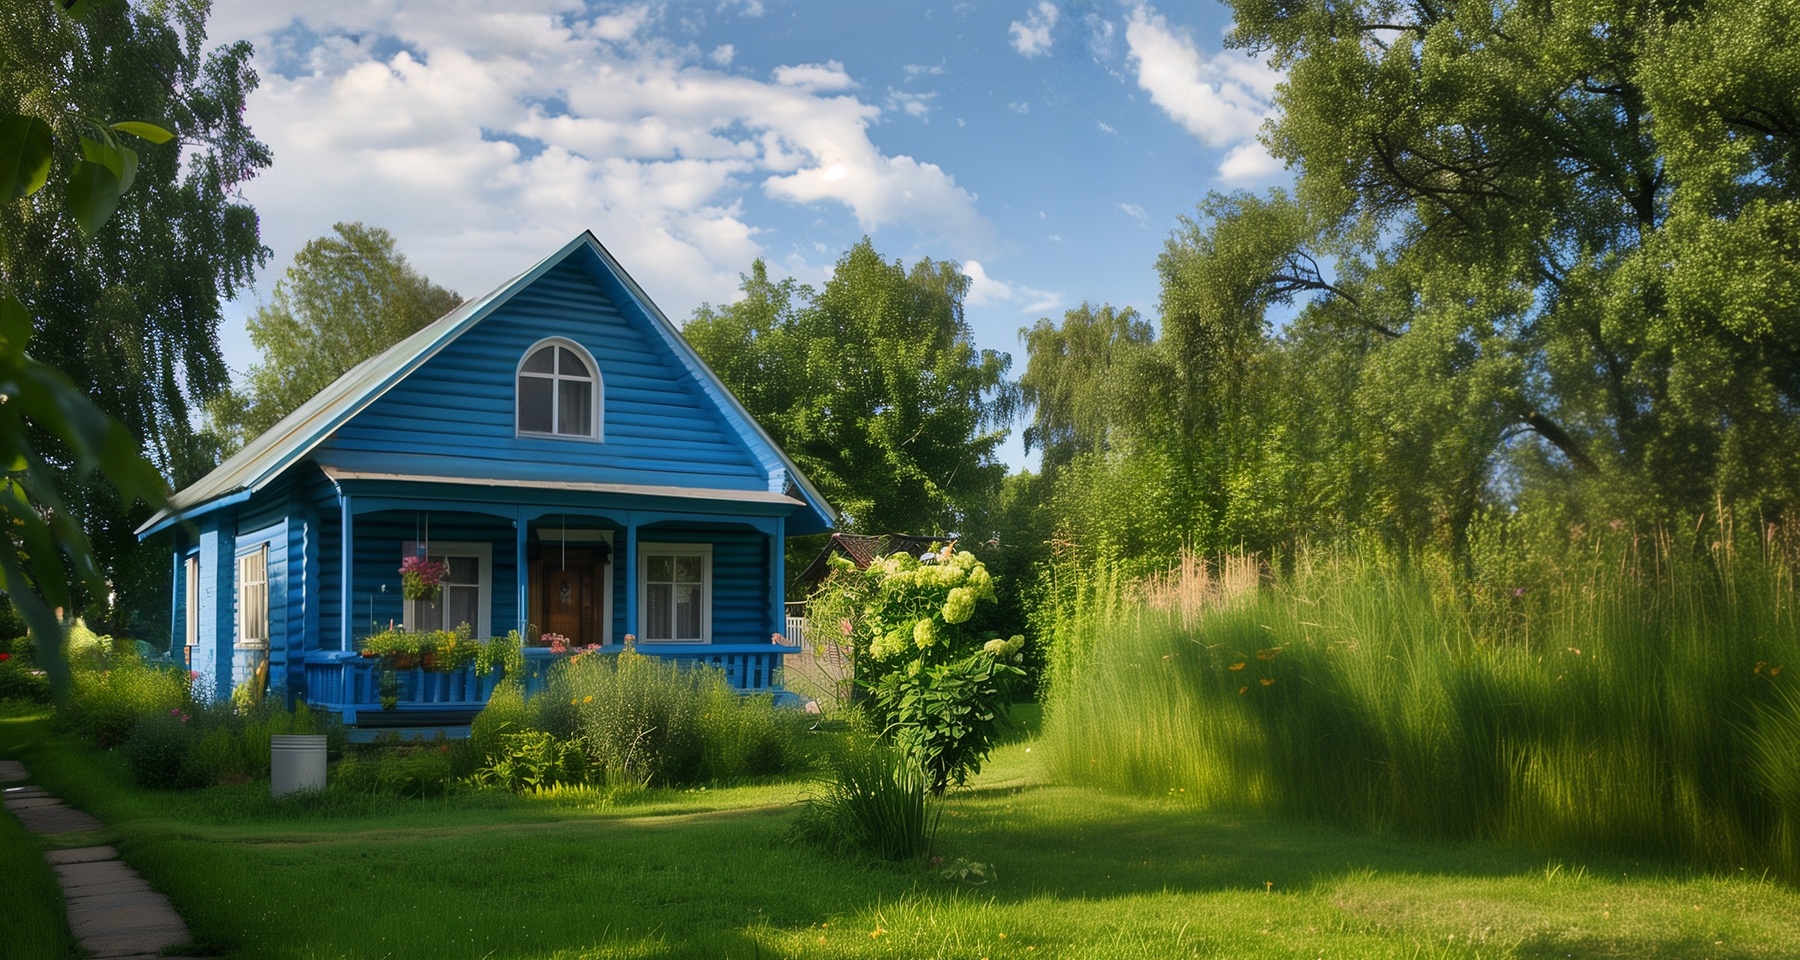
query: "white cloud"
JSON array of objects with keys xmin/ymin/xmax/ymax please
[
  {"xmin": 963, "ymin": 258, "xmax": 1014, "ymax": 306},
  {"xmin": 1125, "ymin": 5, "xmax": 1278, "ymax": 154},
  {"xmin": 963, "ymin": 259, "xmax": 1061, "ymax": 313},
  {"xmin": 1008, "ymin": 100, "xmax": 1031, "ymax": 114},
  {"xmin": 772, "ymin": 60, "xmax": 858, "ymax": 91},
  {"xmin": 1218, "ymin": 141, "xmax": 1284, "ymax": 183},
  {"xmin": 212, "ymin": 1, "xmax": 989, "ymax": 344},
  {"xmin": 903, "ymin": 62, "xmax": 946, "ymax": 78},
  {"xmin": 1118, "ymin": 202, "xmax": 1147, "ymax": 223},
  {"xmin": 886, "ymin": 88, "xmax": 938, "ymax": 120},
  {"xmin": 1008, "ymin": 2, "xmax": 1059, "ymax": 58}
]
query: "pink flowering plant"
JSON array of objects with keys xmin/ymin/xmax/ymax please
[{"xmin": 399, "ymin": 555, "xmax": 448, "ymax": 602}]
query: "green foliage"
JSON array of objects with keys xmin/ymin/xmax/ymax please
[
  {"xmin": 334, "ymin": 742, "xmax": 456, "ymax": 799},
  {"xmin": 815, "ymin": 545, "xmax": 1024, "ymax": 793},
  {"xmin": 0, "ymin": 636, "xmax": 49, "ymax": 702},
  {"xmin": 794, "ymin": 740, "xmax": 937, "ymax": 862},
  {"xmin": 359, "ymin": 624, "xmax": 485, "ymax": 672},
  {"xmin": 1, "ymin": 0, "xmax": 267, "ymax": 687},
  {"xmin": 685, "ymin": 242, "xmax": 1015, "ymax": 533},
  {"xmin": 1043, "ymin": 532, "xmax": 1800, "ymax": 879},
  {"xmin": 470, "ymin": 730, "xmax": 589, "ymax": 793},
  {"xmin": 56, "ymin": 640, "xmax": 191, "ymax": 748},
  {"xmin": 122, "ymin": 698, "xmax": 335, "ymax": 790},
  {"xmin": 205, "ymin": 223, "xmax": 460, "ymax": 454},
  {"xmin": 466, "ymin": 651, "xmax": 809, "ymax": 791}
]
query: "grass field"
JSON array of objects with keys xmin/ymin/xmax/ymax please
[{"xmin": 5, "ymin": 702, "xmax": 1800, "ymax": 959}]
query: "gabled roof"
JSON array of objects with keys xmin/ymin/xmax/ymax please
[{"xmin": 140, "ymin": 232, "xmax": 836, "ymax": 537}]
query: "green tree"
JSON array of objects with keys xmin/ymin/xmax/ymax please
[
  {"xmin": 207, "ymin": 223, "xmax": 461, "ymax": 454},
  {"xmin": 1017, "ymin": 302, "xmax": 1154, "ymax": 474},
  {"xmin": 686, "ymin": 240, "xmax": 1016, "ymax": 535},
  {"xmin": 1190, "ymin": 0, "xmax": 1800, "ymax": 551},
  {"xmin": 1, "ymin": 0, "xmax": 191, "ymax": 694},
  {"xmin": 3, "ymin": 0, "xmax": 268, "ymax": 639}
]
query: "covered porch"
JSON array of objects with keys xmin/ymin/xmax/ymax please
[{"xmin": 293, "ymin": 473, "xmax": 800, "ymax": 724}]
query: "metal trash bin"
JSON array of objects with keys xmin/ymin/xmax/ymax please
[{"xmin": 270, "ymin": 734, "xmax": 328, "ymax": 797}]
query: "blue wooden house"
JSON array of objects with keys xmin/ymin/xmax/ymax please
[{"xmin": 139, "ymin": 232, "xmax": 835, "ymax": 725}]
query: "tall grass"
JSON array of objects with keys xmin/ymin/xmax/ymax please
[{"xmin": 1042, "ymin": 533, "xmax": 1800, "ymax": 877}]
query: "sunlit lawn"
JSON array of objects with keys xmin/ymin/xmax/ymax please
[{"xmin": 4, "ymin": 703, "xmax": 1798, "ymax": 959}]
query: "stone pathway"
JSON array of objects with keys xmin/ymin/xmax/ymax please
[{"xmin": 0, "ymin": 759, "xmax": 203, "ymax": 959}]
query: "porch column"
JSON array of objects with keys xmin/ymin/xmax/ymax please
[
  {"xmin": 197, "ymin": 513, "xmax": 236, "ymax": 702},
  {"xmin": 339, "ymin": 493, "xmax": 354, "ymax": 651},
  {"xmin": 622, "ymin": 520, "xmax": 638, "ymax": 639},
  {"xmin": 514, "ymin": 510, "xmax": 528, "ymax": 639},
  {"xmin": 770, "ymin": 516, "xmax": 786, "ymax": 639}
]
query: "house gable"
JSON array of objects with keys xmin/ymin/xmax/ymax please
[
  {"xmin": 139, "ymin": 233, "xmax": 835, "ymax": 537},
  {"xmin": 316, "ymin": 256, "xmax": 767, "ymax": 491}
]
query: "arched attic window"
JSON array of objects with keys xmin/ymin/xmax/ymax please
[{"xmin": 517, "ymin": 338, "xmax": 602, "ymax": 440}]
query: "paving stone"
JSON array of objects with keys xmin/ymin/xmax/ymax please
[
  {"xmin": 55, "ymin": 876, "xmax": 154, "ymax": 898},
  {"xmin": 13, "ymin": 803, "xmax": 104, "ymax": 833},
  {"xmin": 81, "ymin": 929, "xmax": 190, "ymax": 958},
  {"xmin": 2, "ymin": 767, "xmax": 196, "ymax": 960},
  {"xmin": 46, "ymin": 845, "xmax": 119, "ymax": 865},
  {"xmin": 67, "ymin": 902, "xmax": 189, "ymax": 938},
  {"xmin": 4, "ymin": 795, "xmax": 65, "ymax": 809},
  {"xmin": 54, "ymin": 859, "xmax": 138, "ymax": 885}
]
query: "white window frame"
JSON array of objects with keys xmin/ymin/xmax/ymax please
[
  {"xmin": 235, "ymin": 543, "xmax": 269, "ymax": 650},
  {"xmin": 402, "ymin": 541, "xmax": 493, "ymax": 638},
  {"xmin": 515, "ymin": 337, "xmax": 603, "ymax": 441},
  {"xmin": 184, "ymin": 554, "xmax": 199, "ymax": 653},
  {"xmin": 637, "ymin": 543, "xmax": 712, "ymax": 643}
]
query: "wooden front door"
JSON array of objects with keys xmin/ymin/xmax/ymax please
[{"xmin": 529, "ymin": 548, "xmax": 606, "ymax": 647}]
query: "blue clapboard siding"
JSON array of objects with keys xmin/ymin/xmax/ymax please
[
  {"xmin": 339, "ymin": 512, "xmax": 519, "ymax": 642},
  {"xmin": 316, "ymin": 258, "xmax": 768, "ymax": 490},
  {"xmin": 633, "ymin": 525, "xmax": 769, "ymax": 643}
]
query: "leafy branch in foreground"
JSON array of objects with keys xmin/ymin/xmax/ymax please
[{"xmin": 0, "ymin": 0, "xmax": 174, "ymax": 697}]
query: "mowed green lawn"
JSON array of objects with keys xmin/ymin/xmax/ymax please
[{"xmin": 4, "ymin": 705, "xmax": 1798, "ymax": 960}]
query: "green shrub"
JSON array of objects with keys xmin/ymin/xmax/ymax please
[
  {"xmin": 470, "ymin": 730, "xmax": 589, "ymax": 792},
  {"xmin": 794, "ymin": 741, "xmax": 937, "ymax": 861},
  {"xmin": 0, "ymin": 641, "xmax": 49, "ymax": 703},
  {"xmin": 811, "ymin": 545, "xmax": 1025, "ymax": 793},
  {"xmin": 465, "ymin": 651, "xmax": 810, "ymax": 791},
  {"xmin": 58, "ymin": 646, "xmax": 192, "ymax": 748},
  {"xmin": 333, "ymin": 742, "xmax": 455, "ymax": 798},
  {"xmin": 122, "ymin": 709, "xmax": 201, "ymax": 789}
]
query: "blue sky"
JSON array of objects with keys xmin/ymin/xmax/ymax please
[{"xmin": 208, "ymin": 0, "xmax": 1288, "ymax": 471}]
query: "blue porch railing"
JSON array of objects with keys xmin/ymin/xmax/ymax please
[{"xmin": 302, "ymin": 643, "xmax": 799, "ymax": 724}]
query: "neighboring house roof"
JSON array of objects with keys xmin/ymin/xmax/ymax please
[
  {"xmin": 794, "ymin": 532, "xmax": 959, "ymax": 589},
  {"xmin": 139, "ymin": 232, "xmax": 837, "ymax": 537}
]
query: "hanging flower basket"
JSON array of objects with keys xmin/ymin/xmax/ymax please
[{"xmin": 400, "ymin": 555, "xmax": 448, "ymax": 602}]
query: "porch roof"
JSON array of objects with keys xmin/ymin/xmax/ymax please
[{"xmin": 320, "ymin": 468, "xmax": 809, "ymax": 508}]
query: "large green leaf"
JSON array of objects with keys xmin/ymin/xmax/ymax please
[
  {"xmin": 79, "ymin": 135, "xmax": 125, "ymax": 180},
  {"xmin": 65, "ymin": 159, "xmax": 122, "ymax": 235},
  {"xmin": 109, "ymin": 120, "xmax": 174, "ymax": 144},
  {"xmin": 0, "ymin": 289, "xmax": 30, "ymax": 353},
  {"xmin": 0, "ymin": 115, "xmax": 53, "ymax": 200}
]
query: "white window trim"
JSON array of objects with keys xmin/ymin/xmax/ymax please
[
  {"xmin": 235, "ymin": 543, "xmax": 269, "ymax": 650},
  {"xmin": 402, "ymin": 540, "xmax": 493, "ymax": 638},
  {"xmin": 637, "ymin": 542, "xmax": 712, "ymax": 643},
  {"xmin": 515, "ymin": 336, "xmax": 604, "ymax": 442},
  {"xmin": 184, "ymin": 554, "xmax": 199, "ymax": 652}
]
